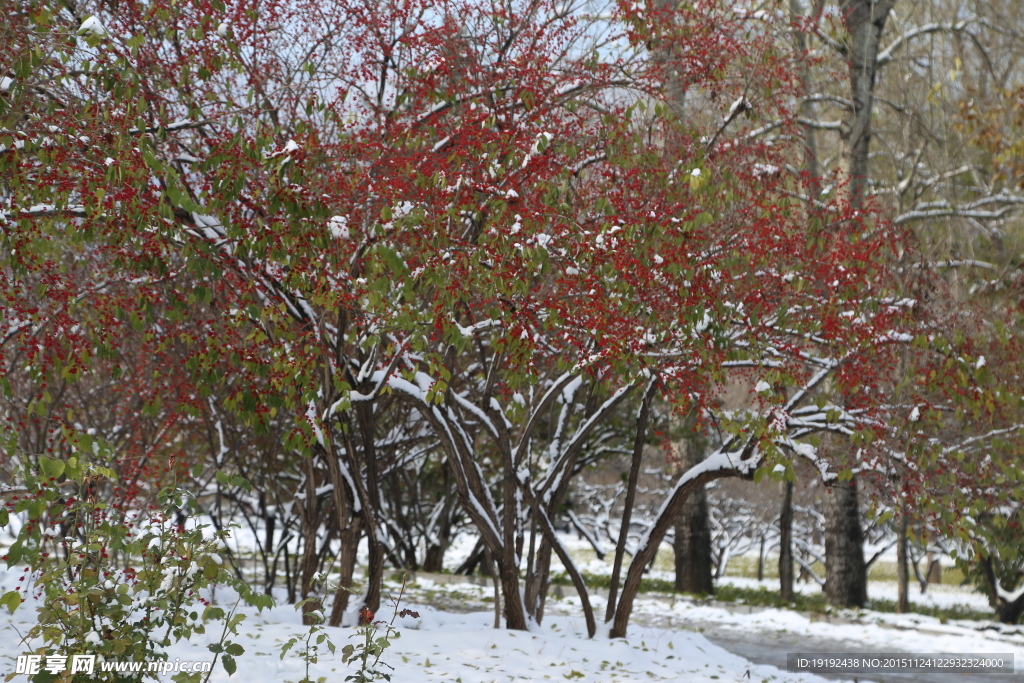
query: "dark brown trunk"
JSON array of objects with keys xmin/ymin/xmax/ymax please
[
  {"xmin": 423, "ymin": 542, "xmax": 447, "ymax": 573},
  {"xmin": 354, "ymin": 404, "xmax": 385, "ymax": 619},
  {"xmin": 284, "ymin": 539, "xmax": 295, "ymax": 604},
  {"xmin": 927, "ymin": 553, "xmax": 943, "ymax": 584},
  {"xmin": 819, "ymin": 0, "xmax": 890, "ymax": 614},
  {"xmin": 263, "ymin": 512, "xmax": 277, "ymax": 593},
  {"xmin": 363, "ymin": 541, "xmax": 385, "ymax": 622},
  {"xmin": 524, "ymin": 514, "xmax": 541, "ymax": 620},
  {"xmin": 329, "ymin": 517, "xmax": 362, "ymax": 626},
  {"xmin": 532, "ymin": 540, "xmax": 553, "ymax": 625},
  {"xmin": 996, "ymin": 598, "xmax": 1024, "ymax": 625},
  {"xmin": 896, "ymin": 509, "xmax": 909, "ymax": 613},
  {"xmin": 515, "ymin": 472, "xmax": 597, "ymax": 636},
  {"xmin": 422, "ymin": 471, "xmax": 456, "ymax": 572},
  {"xmin": 299, "ymin": 458, "xmax": 322, "ymax": 625},
  {"xmin": 498, "ymin": 552, "xmax": 527, "ymax": 629},
  {"xmin": 489, "ymin": 383, "xmax": 529, "ymax": 631},
  {"xmin": 757, "ymin": 536, "xmax": 765, "ymax": 582},
  {"xmin": 672, "ymin": 479, "xmax": 714, "ymax": 594},
  {"xmin": 779, "ymin": 480, "xmax": 794, "ymax": 602},
  {"xmin": 823, "ymin": 479, "xmax": 867, "ymax": 608},
  {"xmin": 317, "ymin": 435, "xmax": 361, "ymax": 626},
  {"xmin": 672, "ymin": 416, "xmax": 713, "ymax": 595},
  {"xmin": 455, "ymin": 538, "xmax": 487, "ymax": 575},
  {"xmin": 981, "ymin": 556, "xmax": 1024, "ymax": 625},
  {"xmin": 606, "ymin": 392, "xmax": 652, "ymax": 621}
]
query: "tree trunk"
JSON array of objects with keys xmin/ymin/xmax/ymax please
[
  {"xmin": 672, "ymin": 411, "xmax": 714, "ymax": 595},
  {"xmin": 423, "ymin": 542, "xmax": 447, "ymax": 574},
  {"xmin": 363, "ymin": 540, "xmax": 385, "ymax": 623},
  {"xmin": 816, "ymin": 0, "xmax": 893, "ymax": 615},
  {"xmin": 926, "ymin": 551, "xmax": 943, "ymax": 585},
  {"xmin": 779, "ymin": 479, "xmax": 795, "ymax": 602},
  {"xmin": 839, "ymin": 0, "xmax": 895, "ymax": 206},
  {"xmin": 422, "ymin": 465, "xmax": 457, "ymax": 573},
  {"xmin": 823, "ymin": 479, "xmax": 867, "ymax": 608},
  {"xmin": 498, "ymin": 552, "xmax": 528, "ymax": 629},
  {"xmin": 896, "ymin": 509, "xmax": 909, "ymax": 613},
  {"xmin": 525, "ymin": 537, "xmax": 553, "ymax": 625},
  {"xmin": 610, "ymin": 462, "xmax": 746, "ymax": 638},
  {"xmin": 329, "ymin": 517, "xmax": 362, "ymax": 626},
  {"xmin": 299, "ymin": 458, "xmax": 323, "ymax": 625},
  {"xmin": 995, "ymin": 597, "xmax": 1024, "ymax": 626},
  {"xmin": 981, "ymin": 556, "xmax": 1024, "ymax": 625},
  {"xmin": 790, "ymin": 0, "xmax": 823, "ymax": 181},
  {"xmin": 672, "ymin": 476, "xmax": 714, "ymax": 595},
  {"xmin": 606, "ymin": 392, "xmax": 653, "ymax": 621}
]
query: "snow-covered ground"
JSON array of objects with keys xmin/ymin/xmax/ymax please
[
  {"xmin": 397, "ymin": 575, "xmax": 1024, "ymax": 681},
  {"xmin": 0, "ymin": 566, "xmax": 841, "ymax": 683},
  {"xmin": 1, "ymin": 530, "xmax": 1019, "ymax": 682},
  {"xmin": 724, "ymin": 574, "xmax": 994, "ymax": 611}
]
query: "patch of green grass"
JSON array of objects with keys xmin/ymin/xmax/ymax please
[
  {"xmin": 863, "ymin": 596, "xmax": 991, "ymax": 622},
  {"xmin": 712, "ymin": 584, "xmax": 830, "ymax": 613},
  {"xmin": 690, "ymin": 584, "xmax": 992, "ymax": 622},
  {"xmin": 548, "ymin": 571, "xmax": 677, "ymax": 594},
  {"xmin": 548, "ymin": 572, "xmax": 994, "ymax": 622},
  {"xmin": 722, "ymin": 553, "xmax": 968, "ymax": 587}
]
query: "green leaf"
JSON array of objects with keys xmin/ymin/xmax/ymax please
[
  {"xmin": 225, "ymin": 643, "xmax": 244, "ymax": 657},
  {"xmin": 204, "ymin": 606, "xmax": 226, "ymax": 621},
  {"xmin": 6, "ymin": 542, "xmax": 23, "ymax": 566},
  {"xmin": 45, "ymin": 458, "xmax": 65, "ymax": 480},
  {"xmin": 0, "ymin": 590, "xmax": 21, "ymax": 613},
  {"xmin": 222, "ymin": 655, "xmax": 236, "ymax": 676}
]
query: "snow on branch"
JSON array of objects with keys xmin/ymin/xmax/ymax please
[
  {"xmin": 894, "ymin": 193, "xmax": 1024, "ymax": 225},
  {"xmin": 0, "ymin": 204, "xmax": 87, "ymax": 221},
  {"xmin": 876, "ymin": 20, "xmax": 976, "ymax": 66},
  {"xmin": 796, "ymin": 117, "xmax": 843, "ymax": 131},
  {"xmin": 910, "ymin": 259, "xmax": 997, "ymax": 271},
  {"xmin": 633, "ymin": 441, "xmax": 760, "ymax": 556}
]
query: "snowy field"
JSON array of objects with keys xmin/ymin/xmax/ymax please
[
  {"xmin": 0, "ymin": 565, "xmax": 841, "ymax": 683},
  {"xmin": 1, "ymin": 531, "xmax": 1021, "ymax": 682}
]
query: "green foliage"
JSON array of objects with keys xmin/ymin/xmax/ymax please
[
  {"xmin": 280, "ymin": 597, "xmax": 337, "ymax": 683},
  {"xmin": 339, "ymin": 580, "xmax": 418, "ymax": 683},
  {"xmin": 341, "ymin": 618, "xmax": 400, "ymax": 683},
  {"xmin": 0, "ymin": 453, "xmax": 273, "ymax": 682}
]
